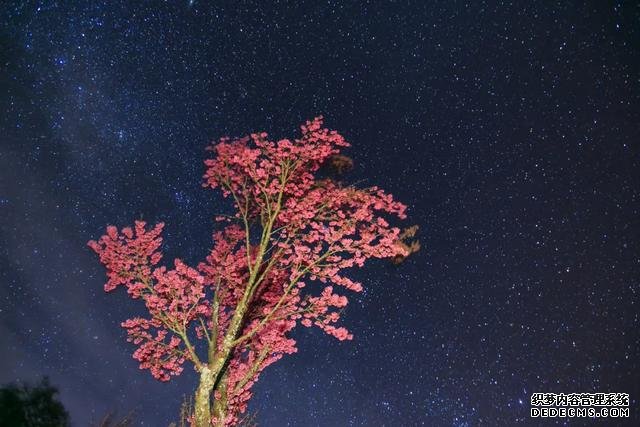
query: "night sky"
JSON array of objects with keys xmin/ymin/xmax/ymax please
[{"xmin": 2, "ymin": 1, "xmax": 639, "ymax": 426}]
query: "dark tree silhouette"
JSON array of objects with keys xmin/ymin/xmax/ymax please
[
  {"xmin": 325, "ymin": 154, "xmax": 354, "ymax": 175},
  {"xmin": 391, "ymin": 225, "xmax": 421, "ymax": 265},
  {"xmin": 92, "ymin": 410, "xmax": 136, "ymax": 427},
  {"xmin": 0, "ymin": 377, "xmax": 70, "ymax": 427}
]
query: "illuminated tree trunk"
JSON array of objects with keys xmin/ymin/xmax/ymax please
[
  {"xmin": 212, "ymin": 370, "xmax": 229, "ymax": 427},
  {"xmin": 194, "ymin": 367, "xmax": 215, "ymax": 427},
  {"xmin": 194, "ymin": 352, "xmax": 232, "ymax": 426}
]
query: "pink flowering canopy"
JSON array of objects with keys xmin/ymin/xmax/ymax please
[{"xmin": 88, "ymin": 116, "xmax": 409, "ymax": 425}]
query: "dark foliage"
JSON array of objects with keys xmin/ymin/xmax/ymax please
[{"xmin": 0, "ymin": 378, "xmax": 70, "ymax": 427}]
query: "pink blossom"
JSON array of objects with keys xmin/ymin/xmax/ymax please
[{"xmin": 89, "ymin": 117, "xmax": 410, "ymax": 426}]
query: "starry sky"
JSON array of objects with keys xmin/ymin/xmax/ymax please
[{"xmin": 1, "ymin": 1, "xmax": 639, "ymax": 426}]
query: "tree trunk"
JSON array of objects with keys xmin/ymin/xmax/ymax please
[
  {"xmin": 194, "ymin": 357, "xmax": 231, "ymax": 427},
  {"xmin": 194, "ymin": 302, "xmax": 246, "ymax": 426},
  {"xmin": 194, "ymin": 366, "xmax": 215, "ymax": 427},
  {"xmin": 212, "ymin": 370, "xmax": 229, "ymax": 427}
]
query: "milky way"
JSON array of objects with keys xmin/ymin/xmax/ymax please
[{"xmin": 1, "ymin": 2, "xmax": 639, "ymax": 426}]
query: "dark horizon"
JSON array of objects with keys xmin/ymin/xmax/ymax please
[{"xmin": 2, "ymin": 1, "xmax": 639, "ymax": 426}]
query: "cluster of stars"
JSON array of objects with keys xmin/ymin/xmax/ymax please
[{"xmin": 1, "ymin": 1, "xmax": 639, "ymax": 425}]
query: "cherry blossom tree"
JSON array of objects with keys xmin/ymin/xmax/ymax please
[{"xmin": 88, "ymin": 117, "xmax": 410, "ymax": 426}]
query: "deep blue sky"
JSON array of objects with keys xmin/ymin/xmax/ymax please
[{"xmin": 1, "ymin": 1, "xmax": 639, "ymax": 426}]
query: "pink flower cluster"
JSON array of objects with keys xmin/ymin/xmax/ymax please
[
  {"xmin": 88, "ymin": 221, "xmax": 164, "ymax": 292},
  {"xmin": 89, "ymin": 117, "xmax": 410, "ymax": 425},
  {"xmin": 224, "ymin": 318, "xmax": 298, "ymax": 424},
  {"xmin": 302, "ymin": 286, "xmax": 352, "ymax": 340},
  {"xmin": 88, "ymin": 221, "xmax": 207, "ymax": 381},
  {"xmin": 121, "ymin": 317, "xmax": 185, "ymax": 381},
  {"xmin": 203, "ymin": 116, "xmax": 350, "ymax": 217}
]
